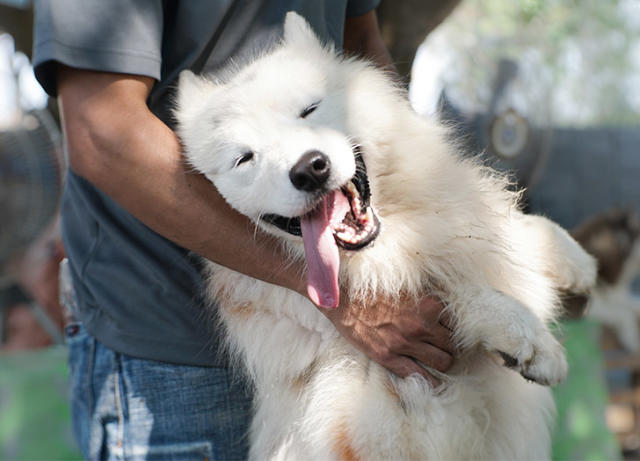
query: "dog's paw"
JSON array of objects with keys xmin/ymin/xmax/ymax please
[
  {"xmin": 455, "ymin": 284, "xmax": 570, "ymax": 386},
  {"xmin": 554, "ymin": 249, "xmax": 597, "ymax": 295},
  {"xmin": 552, "ymin": 235, "xmax": 597, "ymax": 318},
  {"xmin": 496, "ymin": 333, "xmax": 567, "ymax": 386},
  {"xmin": 547, "ymin": 225, "xmax": 598, "ymax": 295},
  {"xmin": 520, "ymin": 214, "xmax": 597, "ymax": 295}
]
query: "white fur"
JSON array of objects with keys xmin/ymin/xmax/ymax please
[{"xmin": 175, "ymin": 13, "xmax": 597, "ymax": 461}]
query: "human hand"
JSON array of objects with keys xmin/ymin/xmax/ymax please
[{"xmin": 319, "ymin": 291, "xmax": 455, "ymax": 387}]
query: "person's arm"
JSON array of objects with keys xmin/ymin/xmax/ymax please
[
  {"xmin": 343, "ymin": 10, "xmax": 394, "ymax": 71},
  {"xmin": 57, "ymin": 67, "xmax": 307, "ymax": 296}
]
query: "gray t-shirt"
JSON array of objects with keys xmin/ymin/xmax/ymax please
[{"xmin": 33, "ymin": 0, "xmax": 379, "ymax": 367}]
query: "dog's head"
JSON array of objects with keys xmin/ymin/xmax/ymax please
[{"xmin": 176, "ymin": 12, "xmax": 385, "ymax": 307}]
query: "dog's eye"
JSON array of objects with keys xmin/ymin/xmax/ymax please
[
  {"xmin": 300, "ymin": 101, "xmax": 320, "ymax": 118},
  {"xmin": 234, "ymin": 151, "xmax": 254, "ymax": 167}
]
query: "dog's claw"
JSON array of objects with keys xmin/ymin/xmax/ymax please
[
  {"xmin": 499, "ymin": 351, "xmax": 519, "ymax": 369},
  {"xmin": 498, "ymin": 351, "xmax": 545, "ymax": 384},
  {"xmin": 496, "ymin": 341, "xmax": 567, "ymax": 387}
]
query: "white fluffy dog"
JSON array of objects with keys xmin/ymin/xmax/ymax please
[{"xmin": 176, "ymin": 13, "xmax": 597, "ymax": 461}]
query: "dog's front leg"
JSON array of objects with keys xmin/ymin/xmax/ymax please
[
  {"xmin": 515, "ymin": 213, "xmax": 597, "ymax": 295},
  {"xmin": 449, "ymin": 286, "xmax": 567, "ymax": 386}
]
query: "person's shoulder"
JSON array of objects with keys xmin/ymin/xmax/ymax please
[{"xmin": 33, "ymin": 0, "xmax": 164, "ymax": 97}]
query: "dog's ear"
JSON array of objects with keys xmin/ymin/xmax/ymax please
[
  {"xmin": 174, "ymin": 70, "xmax": 218, "ymax": 126},
  {"xmin": 283, "ymin": 11, "xmax": 322, "ymax": 49},
  {"xmin": 176, "ymin": 70, "xmax": 211, "ymax": 110}
]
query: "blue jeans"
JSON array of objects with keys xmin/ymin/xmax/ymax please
[{"xmin": 65, "ymin": 323, "xmax": 252, "ymax": 460}]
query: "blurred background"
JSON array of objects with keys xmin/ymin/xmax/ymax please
[{"xmin": 1, "ymin": 0, "xmax": 639, "ymax": 459}]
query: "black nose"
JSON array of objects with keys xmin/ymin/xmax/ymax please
[{"xmin": 289, "ymin": 150, "xmax": 331, "ymax": 192}]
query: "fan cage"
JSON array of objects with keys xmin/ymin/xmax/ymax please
[{"xmin": 0, "ymin": 109, "xmax": 63, "ymax": 268}]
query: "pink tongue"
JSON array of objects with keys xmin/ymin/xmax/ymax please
[{"xmin": 300, "ymin": 190, "xmax": 351, "ymax": 308}]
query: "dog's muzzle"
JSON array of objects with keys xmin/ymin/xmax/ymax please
[{"xmin": 262, "ymin": 147, "xmax": 380, "ymax": 251}]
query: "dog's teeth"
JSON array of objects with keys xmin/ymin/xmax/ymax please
[{"xmin": 337, "ymin": 228, "xmax": 356, "ymax": 240}]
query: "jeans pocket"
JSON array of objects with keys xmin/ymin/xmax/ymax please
[{"xmin": 65, "ymin": 321, "xmax": 96, "ymax": 459}]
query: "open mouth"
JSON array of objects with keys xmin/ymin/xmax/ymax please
[{"xmin": 262, "ymin": 148, "xmax": 380, "ymax": 251}]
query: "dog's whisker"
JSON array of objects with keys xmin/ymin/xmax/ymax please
[{"xmin": 253, "ymin": 210, "xmax": 269, "ymax": 240}]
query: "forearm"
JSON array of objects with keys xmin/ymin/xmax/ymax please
[
  {"xmin": 58, "ymin": 69, "xmax": 307, "ymax": 296},
  {"xmin": 344, "ymin": 10, "xmax": 394, "ymax": 71}
]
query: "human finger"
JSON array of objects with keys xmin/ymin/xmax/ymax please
[
  {"xmin": 391, "ymin": 311, "xmax": 455, "ymax": 356},
  {"xmin": 437, "ymin": 309, "xmax": 455, "ymax": 331},
  {"xmin": 406, "ymin": 341, "xmax": 455, "ymax": 374},
  {"xmin": 379, "ymin": 326, "xmax": 454, "ymax": 375},
  {"xmin": 386, "ymin": 355, "xmax": 442, "ymax": 387},
  {"xmin": 410, "ymin": 296, "xmax": 456, "ymax": 354}
]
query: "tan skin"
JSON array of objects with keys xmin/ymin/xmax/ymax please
[{"xmin": 56, "ymin": 11, "xmax": 454, "ymax": 385}]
